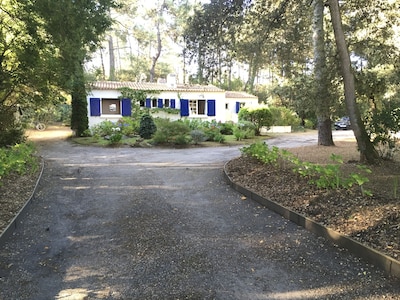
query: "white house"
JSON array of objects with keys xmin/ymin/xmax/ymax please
[{"xmin": 86, "ymin": 78, "xmax": 260, "ymax": 128}]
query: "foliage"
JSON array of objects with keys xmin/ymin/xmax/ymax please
[
  {"xmin": 241, "ymin": 142, "xmax": 372, "ymax": 194},
  {"xmin": 0, "ymin": 107, "xmax": 26, "ymax": 147},
  {"xmin": 139, "ymin": 114, "xmax": 157, "ymax": 139},
  {"xmin": 268, "ymin": 106, "xmax": 301, "ymax": 126},
  {"xmin": 190, "ymin": 130, "xmax": 207, "ymax": 145},
  {"xmin": 0, "ymin": 126, "xmax": 26, "ymax": 148},
  {"xmin": 116, "ymin": 117, "xmax": 138, "ymax": 136},
  {"xmin": 238, "ymin": 107, "xmax": 273, "ymax": 135},
  {"xmin": 241, "ymin": 142, "xmax": 281, "ymax": 166},
  {"xmin": 184, "ymin": 0, "xmax": 249, "ymax": 85},
  {"xmin": 27, "ymin": 0, "xmax": 118, "ymax": 136},
  {"xmin": 152, "ymin": 119, "xmax": 190, "ymax": 145},
  {"xmin": 91, "ymin": 120, "xmax": 116, "ymax": 137},
  {"xmin": 232, "ymin": 122, "xmax": 255, "ymax": 141},
  {"xmin": 219, "ymin": 121, "xmax": 235, "ymax": 135},
  {"xmin": 364, "ymin": 106, "xmax": 400, "ymax": 160},
  {"xmin": 151, "ymin": 108, "xmax": 181, "ymax": 115},
  {"xmin": 108, "ymin": 127, "xmax": 123, "ymax": 145},
  {"xmin": 0, "ymin": 143, "xmax": 38, "ymax": 183},
  {"xmin": 203, "ymin": 126, "xmax": 225, "ymax": 143}
]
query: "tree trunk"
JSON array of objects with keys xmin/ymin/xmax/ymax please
[
  {"xmin": 313, "ymin": 0, "xmax": 334, "ymax": 146},
  {"xmin": 328, "ymin": 0, "xmax": 379, "ymax": 163},
  {"xmin": 108, "ymin": 35, "xmax": 116, "ymax": 81},
  {"xmin": 150, "ymin": 21, "xmax": 162, "ymax": 83}
]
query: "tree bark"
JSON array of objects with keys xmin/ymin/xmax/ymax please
[
  {"xmin": 108, "ymin": 35, "xmax": 116, "ymax": 81},
  {"xmin": 150, "ymin": 21, "xmax": 162, "ymax": 83},
  {"xmin": 313, "ymin": 0, "xmax": 334, "ymax": 146},
  {"xmin": 328, "ymin": 0, "xmax": 379, "ymax": 163}
]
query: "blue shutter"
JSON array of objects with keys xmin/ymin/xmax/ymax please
[
  {"xmin": 90, "ymin": 98, "xmax": 101, "ymax": 116},
  {"xmin": 180, "ymin": 99, "xmax": 189, "ymax": 116},
  {"xmin": 207, "ymin": 100, "xmax": 216, "ymax": 116},
  {"xmin": 145, "ymin": 98, "xmax": 151, "ymax": 108},
  {"xmin": 121, "ymin": 98, "xmax": 131, "ymax": 116},
  {"xmin": 158, "ymin": 98, "xmax": 163, "ymax": 108},
  {"xmin": 235, "ymin": 102, "xmax": 240, "ymax": 114},
  {"xmin": 170, "ymin": 99, "xmax": 176, "ymax": 108}
]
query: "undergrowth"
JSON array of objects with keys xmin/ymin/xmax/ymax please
[{"xmin": 241, "ymin": 142, "xmax": 372, "ymax": 196}]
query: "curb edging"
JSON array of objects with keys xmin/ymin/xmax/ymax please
[
  {"xmin": 223, "ymin": 163, "xmax": 400, "ymax": 280},
  {"xmin": 0, "ymin": 157, "xmax": 45, "ymax": 247}
]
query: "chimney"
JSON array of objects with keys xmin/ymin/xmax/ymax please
[{"xmin": 167, "ymin": 74, "xmax": 177, "ymax": 88}]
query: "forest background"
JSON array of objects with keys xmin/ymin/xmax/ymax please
[{"xmin": 0, "ymin": 0, "xmax": 399, "ymax": 162}]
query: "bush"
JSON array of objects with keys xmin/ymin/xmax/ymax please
[
  {"xmin": 91, "ymin": 120, "xmax": 115, "ymax": 137},
  {"xmin": 203, "ymin": 126, "xmax": 220, "ymax": 141},
  {"xmin": 152, "ymin": 119, "xmax": 190, "ymax": 145},
  {"xmin": 0, "ymin": 107, "xmax": 26, "ymax": 147},
  {"xmin": 139, "ymin": 114, "xmax": 157, "ymax": 139},
  {"xmin": 190, "ymin": 130, "xmax": 207, "ymax": 144},
  {"xmin": 117, "ymin": 117, "xmax": 138, "ymax": 136},
  {"xmin": 108, "ymin": 127, "xmax": 123, "ymax": 145},
  {"xmin": 269, "ymin": 106, "xmax": 301, "ymax": 126},
  {"xmin": 365, "ymin": 106, "xmax": 400, "ymax": 160},
  {"xmin": 238, "ymin": 107, "xmax": 273, "ymax": 135},
  {"xmin": 219, "ymin": 121, "xmax": 234, "ymax": 135},
  {"xmin": 233, "ymin": 127, "xmax": 246, "ymax": 141},
  {"xmin": 0, "ymin": 143, "xmax": 38, "ymax": 181},
  {"xmin": 0, "ymin": 126, "xmax": 26, "ymax": 147}
]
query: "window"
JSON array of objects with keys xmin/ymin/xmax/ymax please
[
  {"xmin": 152, "ymin": 99, "xmax": 157, "ymax": 108},
  {"xmin": 189, "ymin": 100, "xmax": 206, "ymax": 115},
  {"xmin": 164, "ymin": 99, "xmax": 170, "ymax": 108},
  {"xmin": 102, "ymin": 99, "xmax": 120, "ymax": 115},
  {"xmin": 225, "ymin": 103, "xmax": 229, "ymax": 110}
]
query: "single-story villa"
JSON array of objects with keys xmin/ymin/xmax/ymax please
[{"xmin": 86, "ymin": 76, "xmax": 260, "ymax": 128}]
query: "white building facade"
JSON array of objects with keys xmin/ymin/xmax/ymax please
[{"xmin": 86, "ymin": 81, "xmax": 260, "ymax": 128}]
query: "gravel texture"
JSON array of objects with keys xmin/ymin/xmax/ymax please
[{"xmin": 0, "ymin": 131, "xmax": 399, "ymax": 299}]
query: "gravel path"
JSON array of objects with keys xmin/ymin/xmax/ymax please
[{"xmin": 0, "ymin": 134, "xmax": 399, "ymax": 299}]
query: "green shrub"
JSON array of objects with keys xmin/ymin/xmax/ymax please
[
  {"xmin": 190, "ymin": 130, "xmax": 207, "ymax": 144},
  {"xmin": 203, "ymin": 126, "xmax": 221, "ymax": 141},
  {"xmin": 117, "ymin": 117, "xmax": 138, "ymax": 136},
  {"xmin": 139, "ymin": 114, "xmax": 157, "ymax": 139},
  {"xmin": 0, "ymin": 143, "xmax": 38, "ymax": 182},
  {"xmin": 108, "ymin": 127, "xmax": 123, "ymax": 145},
  {"xmin": 365, "ymin": 106, "xmax": 400, "ymax": 160},
  {"xmin": 0, "ymin": 126, "xmax": 26, "ymax": 147},
  {"xmin": 233, "ymin": 127, "xmax": 246, "ymax": 141},
  {"xmin": 241, "ymin": 143, "xmax": 372, "ymax": 195},
  {"xmin": 269, "ymin": 106, "xmax": 301, "ymax": 126},
  {"xmin": 238, "ymin": 107, "xmax": 273, "ymax": 135},
  {"xmin": 152, "ymin": 119, "xmax": 190, "ymax": 145},
  {"xmin": 91, "ymin": 120, "xmax": 115, "ymax": 137},
  {"xmin": 219, "ymin": 121, "xmax": 234, "ymax": 135}
]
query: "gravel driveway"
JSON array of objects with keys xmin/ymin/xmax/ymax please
[{"xmin": 0, "ymin": 132, "xmax": 399, "ymax": 299}]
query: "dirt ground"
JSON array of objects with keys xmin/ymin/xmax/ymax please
[
  {"xmin": 225, "ymin": 140, "xmax": 400, "ymax": 261},
  {"xmin": 0, "ymin": 127, "xmax": 400, "ymax": 299}
]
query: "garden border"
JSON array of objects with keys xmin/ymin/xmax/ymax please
[
  {"xmin": 223, "ymin": 162, "xmax": 400, "ymax": 281},
  {"xmin": 0, "ymin": 157, "xmax": 44, "ymax": 247}
]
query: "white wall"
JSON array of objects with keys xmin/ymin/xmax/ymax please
[{"xmin": 87, "ymin": 89, "xmax": 229, "ymax": 128}]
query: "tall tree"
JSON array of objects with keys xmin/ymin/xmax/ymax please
[
  {"xmin": 184, "ymin": 0, "xmax": 249, "ymax": 85},
  {"xmin": 31, "ymin": 0, "xmax": 117, "ymax": 136},
  {"xmin": 328, "ymin": 0, "xmax": 379, "ymax": 163},
  {"xmin": 312, "ymin": 0, "xmax": 333, "ymax": 146}
]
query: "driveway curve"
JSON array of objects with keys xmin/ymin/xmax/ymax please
[{"xmin": 0, "ymin": 129, "xmax": 399, "ymax": 299}]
